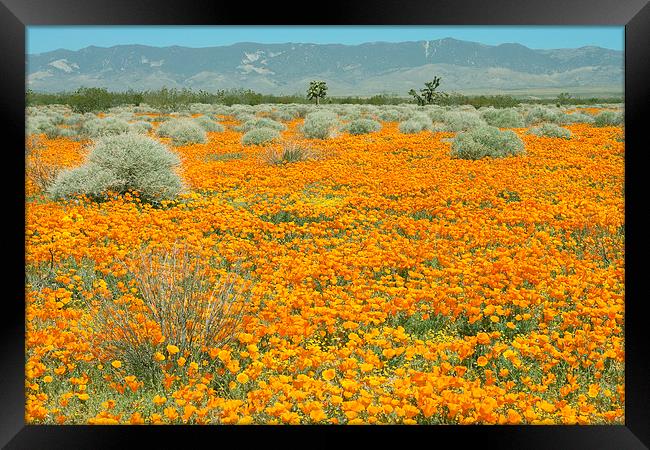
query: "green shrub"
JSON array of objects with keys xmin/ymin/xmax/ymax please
[
  {"xmin": 480, "ymin": 108, "xmax": 525, "ymax": 128},
  {"xmin": 524, "ymin": 106, "xmax": 568, "ymax": 125},
  {"xmin": 344, "ymin": 118, "xmax": 382, "ymax": 135},
  {"xmin": 302, "ymin": 111, "xmax": 340, "ymax": 139},
  {"xmin": 377, "ymin": 109, "xmax": 402, "ymax": 122},
  {"xmin": 451, "ymin": 125, "xmax": 525, "ymax": 160},
  {"xmin": 237, "ymin": 117, "xmax": 286, "ymax": 132},
  {"xmin": 81, "ymin": 117, "xmax": 132, "ymax": 138},
  {"xmin": 563, "ymin": 112, "xmax": 595, "ymax": 124},
  {"xmin": 193, "ymin": 116, "xmax": 225, "ymax": 132},
  {"xmin": 129, "ymin": 121, "xmax": 154, "ymax": 134},
  {"xmin": 242, "ymin": 128, "xmax": 281, "ymax": 146},
  {"xmin": 527, "ymin": 123, "xmax": 572, "ymax": 139},
  {"xmin": 398, "ymin": 113, "xmax": 432, "ymax": 134},
  {"xmin": 442, "ymin": 111, "xmax": 486, "ymax": 132},
  {"xmin": 26, "ymin": 115, "xmax": 60, "ymax": 138},
  {"xmin": 157, "ymin": 119, "xmax": 207, "ymax": 145},
  {"xmin": 271, "ymin": 109, "xmax": 297, "ymax": 122},
  {"xmin": 49, "ymin": 133, "xmax": 183, "ymax": 203},
  {"xmin": 594, "ymin": 111, "xmax": 623, "ymax": 127}
]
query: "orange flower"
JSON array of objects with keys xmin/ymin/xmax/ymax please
[{"xmin": 322, "ymin": 369, "xmax": 336, "ymax": 381}]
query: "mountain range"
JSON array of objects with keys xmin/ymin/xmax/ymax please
[{"xmin": 26, "ymin": 38, "xmax": 623, "ymax": 96}]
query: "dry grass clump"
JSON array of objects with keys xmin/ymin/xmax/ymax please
[{"xmin": 263, "ymin": 140, "xmax": 319, "ymax": 165}]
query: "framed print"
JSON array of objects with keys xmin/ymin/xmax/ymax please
[{"xmin": 1, "ymin": 0, "xmax": 649, "ymax": 447}]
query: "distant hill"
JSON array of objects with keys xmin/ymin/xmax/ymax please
[{"xmin": 26, "ymin": 38, "xmax": 623, "ymax": 96}]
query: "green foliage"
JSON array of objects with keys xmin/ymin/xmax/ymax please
[
  {"xmin": 524, "ymin": 106, "xmax": 569, "ymax": 125},
  {"xmin": 81, "ymin": 117, "xmax": 132, "ymax": 138},
  {"xmin": 128, "ymin": 120, "xmax": 154, "ymax": 134},
  {"xmin": 307, "ymin": 81, "xmax": 328, "ymax": 105},
  {"xmin": 442, "ymin": 111, "xmax": 486, "ymax": 132},
  {"xmin": 556, "ymin": 92, "xmax": 573, "ymax": 106},
  {"xmin": 398, "ymin": 113, "xmax": 433, "ymax": 134},
  {"xmin": 49, "ymin": 133, "xmax": 183, "ymax": 203},
  {"xmin": 480, "ymin": 108, "xmax": 526, "ymax": 128},
  {"xmin": 157, "ymin": 119, "xmax": 207, "ymax": 145},
  {"xmin": 27, "ymin": 87, "xmax": 624, "ymax": 109},
  {"xmin": 302, "ymin": 111, "xmax": 339, "ymax": 139},
  {"xmin": 563, "ymin": 112, "xmax": 595, "ymax": 124},
  {"xmin": 527, "ymin": 123, "xmax": 572, "ymax": 139},
  {"xmin": 241, "ymin": 128, "xmax": 281, "ymax": 146},
  {"xmin": 237, "ymin": 117, "xmax": 286, "ymax": 132},
  {"xmin": 451, "ymin": 125, "xmax": 525, "ymax": 160},
  {"xmin": 344, "ymin": 118, "xmax": 382, "ymax": 135},
  {"xmin": 408, "ymin": 76, "xmax": 447, "ymax": 106},
  {"xmin": 193, "ymin": 116, "xmax": 225, "ymax": 132},
  {"xmin": 26, "ymin": 115, "xmax": 60, "ymax": 138},
  {"xmin": 594, "ymin": 111, "xmax": 623, "ymax": 127}
]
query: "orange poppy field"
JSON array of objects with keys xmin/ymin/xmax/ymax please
[{"xmin": 25, "ymin": 107, "xmax": 624, "ymax": 425}]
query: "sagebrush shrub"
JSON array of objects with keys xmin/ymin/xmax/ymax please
[
  {"xmin": 81, "ymin": 117, "xmax": 132, "ymax": 138},
  {"xmin": 302, "ymin": 111, "xmax": 340, "ymax": 139},
  {"xmin": 157, "ymin": 119, "xmax": 207, "ymax": 145},
  {"xmin": 344, "ymin": 118, "xmax": 382, "ymax": 135},
  {"xmin": 49, "ymin": 133, "xmax": 183, "ymax": 203},
  {"xmin": 237, "ymin": 117, "xmax": 286, "ymax": 132},
  {"xmin": 594, "ymin": 111, "xmax": 623, "ymax": 127},
  {"xmin": 480, "ymin": 108, "xmax": 525, "ymax": 128},
  {"xmin": 376, "ymin": 109, "xmax": 402, "ymax": 122},
  {"xmin": 563, "ymin": 112, "xmax": 595, "ymax": 124},
  {"xmin": 193, "ymin": 116, "xmax": 225, "ymax": 132},
  {"xmin": 527, "ymin": 123, "xmax": 572, "ymax": 139},
  {"xmin": 242, "ymin": 127, "xmax": 280, "ymax": 146},
  {"xmin": 398, "ymin": 113, "xmax": 432, "ymax": 134},
  {"xmin": 26, "ymin": 115, "xmax": 60, "ymax": 138},
  {"xmin": 442, "ymin": 111, "xmax": 486, "ymax": 132},
  {"xmin": 524, "ymin": 106, "xmax": 569, "ymax": 125},
  {"xmin": 129, "ymin": 121, "xmax": 153, "ymax": 134},
  {"xmin": 451, "ymin": 125, "xmax": 525, "ymax": 160}
]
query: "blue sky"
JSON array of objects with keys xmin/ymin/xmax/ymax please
[{"xmin": 27, "ymin": 26, "xmax": 624, "ymax": 54}]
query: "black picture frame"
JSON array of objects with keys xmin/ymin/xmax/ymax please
[{"xmin": 2, "ymin": 0, "xmax": 648, "ymax": 448}]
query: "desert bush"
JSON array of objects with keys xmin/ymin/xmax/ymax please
[
  {"xmin": 451, "ymin": 125, "xmax": 525, "ymax": 160},
  {"xmin": 302, "ymin": 111, "xmax": 340, "ymax": 139},
  {"xmin": 424, "ymin": 106, "xmax": 447, "ymax": 122},
  {"xmin": 480, "ymin": 108, "xmax": 525, "ymax": 128},
  {"xmin": 524, "ymin": 106, "xmax": 569, "ymax": 125},
  {"xmin": 49, "ymin": 133, "xmax": 183, "ymax": 203},
  {"xmin": 563, "ymin": 112, "xmax": 595, "ymax": 124},
  {"xmin": 242, "ymin": 128, "xmax": 281, "ymax": 146},
  {"xmin": 376, "ymin": 109, "xmax": 402, "ymax": 122},
  {"xmin": 527, "ymin": 123, "xmax": 572, "ymax": 139},
  {"xmin": 398, "ymin": 113, "xmax": 432, "ymax": 134},
  {"xmin": 129, "ymin": 121, "xmax": 153, "ymax": 134},
  {"xmin": 442, "ymin": 111, "xmax": 486, "ymax": 132},
  {"xmin": 264, "ymin": 141, "xmax": 317, "ymax": 165},
  {"xmin": 93, "ymin": 244, "xmax": 246, "ymax": 384},
  {"xmin": 237, "ymin": 117, "xmax": 286, "ymax": 132},
  {"xmin": 157, "ymin": 119, "xmax": 207, "ymax": 145},
  {"xmin": 194, "ymin": 116, "xmax": 225, "ymax": 132},
  {"xmin": 26, "ymin": 115, "xmax": 60, "ymax": 138},
  {"xmin": 271, "ymin": 109, "xmax": 297, "ymax": 122},
  {"xmin": 344, "ymin": 118, "xmax": 382, "ymax": 135},
  {"xmin": 594, "ymin": 111, "xmax": 624, "ymax": 127},
  {"xmin": 81, "ymin": 117, "xmax": 132, "ymax": 138},
  {"xmin": 26, "ymin": 136, "xmax": 61, "ymax": 192}
]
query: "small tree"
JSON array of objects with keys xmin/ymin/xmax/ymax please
[
  {"xmin": 409, "ymin": 76, "xmax": 447, "ymax": 106},
  {"xmin": 307, "ymin": 81, "xmax": 328, "ymax": 105},
  {"xmin": 556, "ymin": 92, "xmax": 573, "ymax": 107}
]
